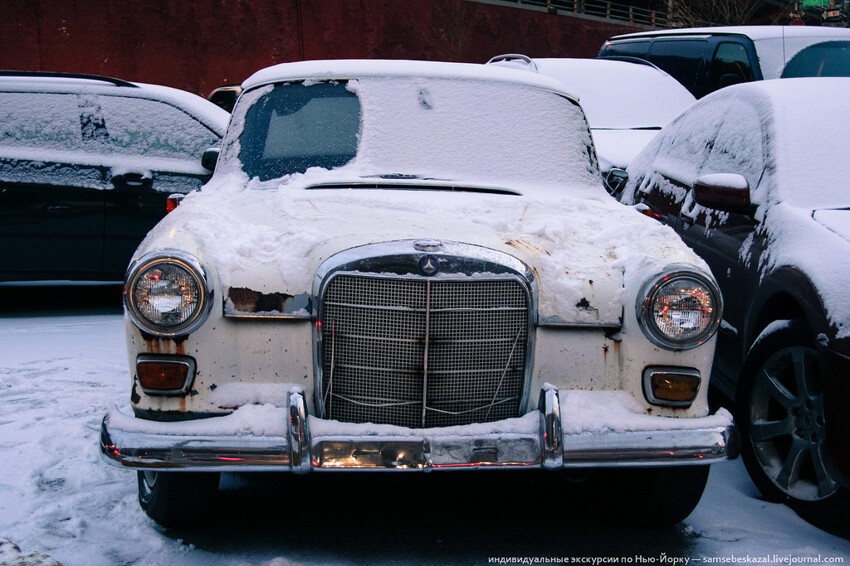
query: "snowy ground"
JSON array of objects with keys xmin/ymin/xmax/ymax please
[{"xmin": 1, "ymin": 286, "xmax": 849, "ymax": 565}]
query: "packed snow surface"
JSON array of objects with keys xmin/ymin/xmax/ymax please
[{"xmin": 1, "ymin": 307, "xmax": 848, "ymax": 564}]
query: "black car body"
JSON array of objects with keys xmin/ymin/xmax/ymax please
[
  {"xmin": 621, "ymin": 77, "xmax": 850, "ymax": 527},
  {"xmin": 599, "ymin": 25, "xmax": 850, "ymax": 98},
  {"xmin": 0, "ymin": 72, "xmax": 228, "ymax": 282}
]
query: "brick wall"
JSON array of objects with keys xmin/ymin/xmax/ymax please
[{"xmin": 2, "ymin": 0, "xmax": 640, "ymax": 97}]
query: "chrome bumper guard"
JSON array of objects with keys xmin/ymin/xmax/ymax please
[{"xmin": 100, "ymin": 388, "xmax": 738, "ymax": 472}]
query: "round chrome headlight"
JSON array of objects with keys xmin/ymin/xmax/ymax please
[
  {"xmin": 637, "ymin": 269, "xmax": 722, "ymax": 350},
  {"xmin": 125, "ymin": 252, "xmax": 213, "ymax": 337}
]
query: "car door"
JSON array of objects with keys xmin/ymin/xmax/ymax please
[
  {"xmin": 706, "ymin": 40, "xmax": 759, "ymax": 92},
  {"xmin": 675, "ymin": 99, "xmax": 766, "ymax": 392},
  {"xmin": 631, "ymin": 102, "xmax": 723, "ymax": 225},
  {"xmin": 646, "ymin": 38, "xmax": 710, "ymax": 98},
  {"xmin": 96, "ymin": 94, "xmax": 221, "ymax": 273},
  {"xmin": 0, "ymin": 91, "xmax": 108, "ymax": 279}
]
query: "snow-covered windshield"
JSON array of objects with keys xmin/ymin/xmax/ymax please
[
  {"xmin": 239, "ymin": 82, "xmax": 360, "ymax": 180},
  {"xmin": 227, "ymin": 77, "xmax": 599, "ymax": 188}
]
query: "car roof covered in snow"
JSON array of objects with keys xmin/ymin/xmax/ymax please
[
  {"xmin": 242, "ymin": 59, "xmax": 581, "ymax": 102},
  {"xmin": 0, "ymin": 72, "xmax": 229, "ymax": 134},
  {"xmin": 492, "ymin": 57, "xmax": 695, "ymax": 130},
  {"xmin": 608, "ymin": 25, "xmax": 850, "ymax": 41}
]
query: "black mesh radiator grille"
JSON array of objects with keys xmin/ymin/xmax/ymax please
[{"xmin": 320, "ymin": 275, "xmax": 529, "ymax": 428}]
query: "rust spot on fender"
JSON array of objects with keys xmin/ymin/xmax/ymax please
[
  {"xmin": 140, "ymin": 337, "xmax": 186, "ymax": 355},
  {"xmin": 130, "ymin": 381, "xmax": 141, "ymax": 404},
  {"xmin": 505, "ymin": 238, "xmax": 549, "ymax": 257},
  {"xmin": 228, "ymin": 287, "xmax": 293, "ymax": 313}
]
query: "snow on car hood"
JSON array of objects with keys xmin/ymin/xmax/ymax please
[
  {"xmin": 814, "ymin": 208, "xmax": 850, "ymax": 244},
  {"xmin": 138, "ymin": 170, "xmax": 707, "ymax": 325},
  {"xmin": 760, "ymin": 204, "xmax": 850, "ymax": 338}
]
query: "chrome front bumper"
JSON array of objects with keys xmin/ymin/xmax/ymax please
[{"xmin": 100, "ymin": 387, "xmax": 738, "ymax": 472}]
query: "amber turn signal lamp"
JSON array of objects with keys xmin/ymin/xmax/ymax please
[
  {"xmin": 136, "ymin": 355, "xmax": 196, "ymax": 395},
  {"xmin": 642, "ymin": 367, "xmax": 701, "ymax": 407}
]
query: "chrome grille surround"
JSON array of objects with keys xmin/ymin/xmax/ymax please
[{"xmin": 314, "ymin": 240, "xmax": 535, "ymax": 429}]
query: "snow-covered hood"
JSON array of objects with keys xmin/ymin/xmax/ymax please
[
  {"xmin": 814, "ymin": 208, "xmax": 850, "ymax": 244},
  {"xmin": 761, "ymin": 204, "xmax": 850, "ymax": 337},
  {"xmin": 139, "ymin": 172, "xmax": 708, "ymax": 325}
]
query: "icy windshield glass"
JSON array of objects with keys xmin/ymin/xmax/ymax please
[
  {"xmin": 232, "ymin": 77, "xmax": 599, "ymax": 188},
  {"xmin": 239, "ymin": 82, "xmax": 360, "ymax": 180}
]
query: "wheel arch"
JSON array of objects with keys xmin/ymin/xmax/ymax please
[{"xmin": 744, "ymin": 266, "xmax": 830, "ymax": 354}]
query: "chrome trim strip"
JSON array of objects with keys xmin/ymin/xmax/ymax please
[
  {"xmin": 100, "ymin": 387, "xmax": 737, "ymax": 472},
  {"xmin": 288, "ymin": 390, "xmax": 311, "ymax": 474},
  {"xmin": 421, "ymin": 280, "xmax": 432, "ymax": 428},
  {"xmin": 562, "ymin": 428, "xmax": 732, "ymax": 467},
  {"xmin": 537, "ymin": 318, "xmax": 621, "ymax": 330},
  {"xmin": 99, "ymin": 413, "xmax": 293, "ymax": 471},
  {"xmin": 222, "ymin": 312, "xmax": 313, "ymax": 321},
  {"xmin": 539, "ymin": 387, "xmax": 563, "ymax": 469},
  {"xmin": 312, "ymin": 240, "xmax": 535, "ymax": 285}
]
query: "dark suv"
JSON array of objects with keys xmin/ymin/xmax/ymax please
[
  {"xmin": 0, "ymin": 72, "xmax": 228, "ymax": 282},
  {"xmin": 599, "ymin": 26, "xmax": 850, "ymax": 98}
]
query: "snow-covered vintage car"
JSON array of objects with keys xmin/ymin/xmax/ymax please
[{"xmin": 100, "ymin": 60, "xmax": 736, "ymax": 527}]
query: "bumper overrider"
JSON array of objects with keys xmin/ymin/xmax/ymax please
[{"xmin": 101, "ymin": 387, "xmax": 738, "ymax": 472}]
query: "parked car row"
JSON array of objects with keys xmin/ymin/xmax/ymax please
[
  {"xmin": 514, "ymin": 26, "xmax": 850, "ymax": 528},
  {"xmin": 5, "ymin": 24, "xmax": 848, "ymax": 531}
]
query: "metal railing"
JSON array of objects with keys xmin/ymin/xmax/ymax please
[{"xmin": 487, "ymin": 0, "xmax": 668, "ymax": 28}]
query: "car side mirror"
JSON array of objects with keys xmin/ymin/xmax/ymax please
[
  {"xmin": 201, "ymin": 147, "xmax": 220, "ymax": 172},
  {"xmin": 692, "ymin": 173, "xmax": 753, "ymax": 214},
  {"xmin": 604, "ymin": 168, "xmax": 629, "ymax": 199}
]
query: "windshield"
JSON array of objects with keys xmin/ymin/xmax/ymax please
[
  {"xmin": 240, "ymin": 82, "xmax": 360, "ymax": 180},
  {"xmin": 228, "ymin": 77, "xmax": 599, "ymax": 189},
  {"xmin": 781, "ymin": 41, "xmax": 850, "ymax": 78}
]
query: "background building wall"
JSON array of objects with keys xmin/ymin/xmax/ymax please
[{"xmin": 2, "ymin": 0, "xmax": 640, "ymax": 97}]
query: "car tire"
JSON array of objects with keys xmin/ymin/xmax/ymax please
[
  {"xmin": 737, "ymin": 319, "xmax": 850, "ymax": 527},
  {"xmin": 594, "ymin": 465, "xmax": 710, "ymax": 527},
  {"xmin": 137, "ymin": 471, "xmax": 220, "ymax": 528}
]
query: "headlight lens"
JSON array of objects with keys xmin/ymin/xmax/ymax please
[
  {"xmin": 637, "ymin": 269, "xmax": 722, "ymax": 350},
  {"xmin": 125, "ymin": 252, "xmax": 212, "ymax": 337}
]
